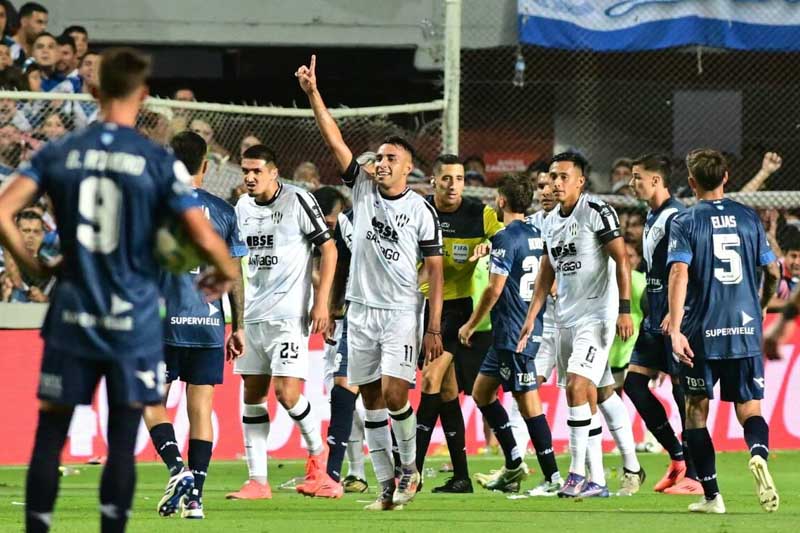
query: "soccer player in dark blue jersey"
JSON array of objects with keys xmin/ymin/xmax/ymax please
[
  {"xmin": 668, "ymin": 148, "xmax": 780, "ymax": 514},
  {"xmin": 624, "ymin": 153, "xmax": 702, "ymax": 495},
  {"xmin": 0, "ymin": 48, "xmax": 237, "ymax": 533},
  {"xmin": 458, "ymin": 174, "xmax": 561, "ymax": 494},
  {"xmin": 142, "ymin": 131, "xmax": 247, "ymax": 519}
]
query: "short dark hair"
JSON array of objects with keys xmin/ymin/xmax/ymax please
[
  {"xmin": 612, "ymin": 158, "xmax": 633, "ymax": 172},
  {"xmin": 32, "ymin": 31, "xmax": 55, "ymax": 46},
  {"xmin": 170, "ymin": 131, "xmax": 207, "ymax": 175},
  {"xmin": 432, "ymin": 153, "xmax": 462, "ymax": 176},
  {"xmin": 19, "ymin": 2, "xmax": 47, "ymax": 18},
  {"xmin": 312, "ymin": 186, "xmax": 347, "ymax": 216},
  {"xmin": 63, "ymin": 25, "xmax": 88, "ymax": 37},
  {"xmin": 526, "ymin": 160, "xmax": 549, "ymax": 176},
  {"xmin": 463, "ymin": 155, "xmax": 485, "ymax": 168},
  {"xmin": 497, "ymin": 173, "xmax": 533, "ymax": 214},
  {"xmin": 0, "ymin": 65, "xmax": 27, "ymax": 90},
  {"xmin": 686, "ymin": 148, "xmax": 727, "ymax": 191},
  {"xmin": 56, "ymin": 34, "xmax": 75, "ymax": 53},
  {"xmin": 99, "ymin": 47, "xmax": 151, "ymax": 101},
  {"xmin": 15, "ymin": 208, "xmax": 44, "ymax": 226},
  {"xmin": 381, "ymin": 135, "xmax": 416, "ymax": 161},
  {"xmin": 242, "ymin": 144, "xmax": 277, "ymax": 166},
  {"xmin": 551, "ymin": 151, "xmax": 589, "ymax": 176},
  {"xmin": 780, "ymin": 226, "xmax": 800, "ymax": 253},
  {"xmin": 79, "ymin": 50, "xmax": 98, "ymax": 67},
  {"xmin": 632, "ymin": 153, "xmax": 672, "ymax": 187}
]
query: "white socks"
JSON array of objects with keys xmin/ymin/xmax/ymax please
[
  {"xmin": 567, "ymin": 403, "xmax": 592, "ymax": 476},
  {"xmin": 599, "ymin": 394, "xmax": 641, "ymax": 472},
  {"xmin": 587, "ymin": 412, "xmax": 606, "ymax": 486},
  {"xmin": 287, "ymin": 395, "xmax": 324, "ymax": 456},
  {"xmin": 242, "ymin": 403, "xmax": 269, "ymax": 483},
  {"xmin": 388, "ymin": 401, "xmax": 417, "ymax": 467},
  {"xmin": 346, "ymin": 408, "xmax": 366, "ymax": 480},
  {"xmin": 364, "ymin": 408, "xmax": 395, "ymax": 483}
]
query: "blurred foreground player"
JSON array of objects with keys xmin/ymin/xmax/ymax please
[
  {"xmin": 143, "ymin": 131, "xmax": 247, "ymax": 519},
  {"xmin": 668, "ymin": 148, "xmax": 780, "ymax": 514},
  {"xmin": 0, "ymin": 48, "xmax": 236, "ymax": 533}
]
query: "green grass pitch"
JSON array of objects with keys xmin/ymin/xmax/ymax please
[{"xmin": 0, "ymin": 451, "xmax": 796, "ymax": 532}]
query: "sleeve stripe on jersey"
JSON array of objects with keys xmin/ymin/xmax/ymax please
[
  {"xmin": 297, "ymin": 192, "xmax": 327, "ymax": 234},
  {"xmin": 419, "ymin": 201, "xmax": 442, "ymax": 247},
  {"xmin": 341, "ymin": 158, "xmax": 359, "ymax": 188}
]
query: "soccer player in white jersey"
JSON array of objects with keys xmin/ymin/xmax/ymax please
[
  {"xmin": 226, "ymin": 144, "xmax": 340, "ymax": 500},
  {"xmin": 518, "ymin": 151, "xmax": 640, "ymax": 498},
  {"xmin": 297, "ymin": 55, "xmax": 444, "ymax": 511}
]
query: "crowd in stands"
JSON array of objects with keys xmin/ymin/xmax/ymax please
[{"xmin": 0, "ymin": 1, "xmax": 796, "ymax": 308}]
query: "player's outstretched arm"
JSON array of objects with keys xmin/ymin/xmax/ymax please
[
  {"xmin": 605, "ymin": 236, "xmax": 633, "ymax": 340},
  {"xmin": 0, "ymin": 176, "xmax": 56, "ymax": 279},
  {"xmin": 423, "ymin": 255, "xmax": 444, "ymax": 362},
  {"xmin": 516, "ymin": 255, "xmax": 554, "ymax": 352},
  {"xmin": 310, "ymin": 239, "xmax": 337, "ymax": 335},
  {"xmin": 296, "ymin": 55, "xmax": 353, "ymax": 174},
  {"xmin": 458, "ymin": 273, "xmax": 506, "ymax": 347},
  {"xmin": 181, "ymin": 208, "xmax": 237, "ymax": 300},
  {"xmin": 667, "ymin": 262, "xmax": 694, "ymax": 366}
]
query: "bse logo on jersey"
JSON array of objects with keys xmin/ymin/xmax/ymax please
[
  {"xmin": 246, "ymin": 234, "xmax": 274, "ymax": 250},
  {"xmin": 368, "ymin": 216, "xmax": 400, "ymax": 243}
]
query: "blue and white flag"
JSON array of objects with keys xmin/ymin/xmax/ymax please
[{"xmin": 518, "ymin": 1, "xmax": 800, "ymax": 52}]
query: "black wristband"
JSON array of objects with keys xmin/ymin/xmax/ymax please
[
  {"xmin": 619, "ymin": 299, "xmax": 631, "ymax": 314},
  {"xmin": 782, "ymin": 304, "xmax": 799, "ymax": 321}
]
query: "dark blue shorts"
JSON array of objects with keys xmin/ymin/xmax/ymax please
[
  {"xmin": 333, "ymin": 317, "xmax": 349, "ymax": 379},
  {"xmin": 681, "ymin": 356, "xmax": 765, "ymax": 403},
  {"xmin": 38, "ymin": 345, "xmax": 165, "ymax": 406},
  {"xmin": 631, "ymin": 330, "xmax": 679, "ymax": 375},
  {"xmin": 479, "ymin": 347, "xmax": 539, "ymax": 393},
  {"xmin": 165, "ymin": 344, "xmax": 224, "ymax": 385}
]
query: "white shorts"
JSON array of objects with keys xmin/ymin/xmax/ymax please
[
  {"xmin": 323, "ymin": 319, "xmax": 344, "ymax": 389},
  {"xmin": 556, "ymin": 319, "xmax": 615, "ymax": 389},
  {"xmin": 236, "ymin": 318, "xmax": 310, "ymax": 378},
  {"xmin": 535, "ymin": 327, "xmax": 557, "ymax": 381},
  {"xmin": 346, "ymin": 301, "xmax": 421, "ymax": 386}
]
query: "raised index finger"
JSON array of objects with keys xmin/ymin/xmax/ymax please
[{"xmin": 310, "ymin": 54, "xmax": 316, "ymax": 74}]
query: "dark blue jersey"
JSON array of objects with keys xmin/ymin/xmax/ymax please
[
  {"xmin": 18, "ymin": 122, "xmax": 199, "ymax": 360},
  {"xmin": 642, "ymin": 196, "xmax": 686, "ymax": 333},
  {"xmin": 161, "ymin": 188, "xmax": 247, "ymax": 348},
  {"xmin": 488, "ymin": 220, "xmax": 545, "ymax": 356},
  {"xmin": 667, "ymin": 198, "xmax": 776, "ymax": 360}
]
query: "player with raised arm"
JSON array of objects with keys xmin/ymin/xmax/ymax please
[
  {"xmin": 458, "ymin": 174, "xmax": 561, "ymax": 494},
  {"xmin": 0, "ymin": 47, "xmax": 236, "ymax": 533},
  {"xmin": 226, "ymin": 144, "xmax": 339, "ymax": 500},
  {"xmin": 297, "ymin": 55, "xmax": 444, "ymax": 511},
  {"xmin": 415, "ymin": 153, "xmax": 503, "ymax": 494},
  {"xmin": 517, "ymin": 152, "xmax": 637, "ymax": 498},
  {"xmin": 623, "ymin": 154, "xmax": 702, "ymax": 495},
  {"xmin": 667, "ymin": 149, "xmax": 780, "ymax": 514},
  {"xmin": 142, "ymin": 131, "xmax": 247, "ymax": 519}
]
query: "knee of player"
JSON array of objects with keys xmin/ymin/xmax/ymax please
[
  {"xmin": 420, "ymin": 374, "xmax": 442, "ymax": 394},
  {"xmin": 274, "ymin": 388, "xmax": 301, "ymax": 410},
  {"xmin": 734, "ymin": 400, "xmax": 762, "ymax": 425},
  {"xmin": 684, "ymin": 395, "xmax": 709, "ymax": 427}
]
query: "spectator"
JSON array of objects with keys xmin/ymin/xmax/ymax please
[
  {"xmin": 526, "ymin": 159, "xmax": 549, "ymax": 183},
  {"xmin": 292, "ymin": 160, "xmax": 321, "ymax": 190},
  {"xmin": 0, "ymin": 71, "xmax": 33, "ymax": 130},
  {"xmin": 62, "ymin": 24, "xmax": 88, "ymax": 59},
  {"xmin": 7, "ymin": 209, "xmax": 56, "ymax": 303},
  {"xmin": 190, "ymin": 117, "xmax": 229, "ymax": 160},
  {"xmin": 740, "ymin": 152, "xmax": 782, "ymax": 193},
  {"xmin": 610, "ymin": 157, "xmax": 633, "ymax": 195},
  {"xmin": 55, "ymin": 33, "xmax": 81, "ymax": 92},
  {"xmin": 463, "ymin": 154, "xmax": 486, "ymax": 175},
  {"xmin": 239, "ymin": 133, "xmax": 262, "ymax": 161},
  {"xmin": 40, "ymin": 110, "xmax": 69, "ymax": 140},
  {"xmin": 76, "ymin": 51, "xmax": 99, "ymax": 123},
  {"xmin": 24, "ymin": 61, "xmax": 40, "ymax": 90},
  {"xmin": 768, "ymin": 226, "xmax": 800, "ymax": 311},
  {"xmin": 10, "ymin": 2, "xmax": 47, "ymax": 67},
  {"xmin": 0, "ymin": 42, "xmax": 10, "ymax": 70},
  {"xmin": 137, "ymin": 107, "xmax": 173, "ymax": 146},
  {"xmin": 31, "ymin": 32, "xmax": 73, "ymax": 93},
  {"xmin": 623, "ymin": 209, "xmax": 645, "ymax": 244},
  {"xmin": 0, "ymin": 2, "xmax": 15, "ymax": 50},
  {"xmin": 174, "ymin": 88, "xmax": 195, "ymax": 102},
  {"xmin": 207, "ymin": 132, "xmax": 263, "ymax": 201}
]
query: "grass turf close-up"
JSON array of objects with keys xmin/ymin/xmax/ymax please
[{"xmin": 0, "ymin": 451, "xmax": 796, "ymax": 532}]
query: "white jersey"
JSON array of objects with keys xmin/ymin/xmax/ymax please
[
  {"xmin": 525, "ymin": 209, "xmax": 556, "ymax": 330},
  {"xmin": 541, "ymin": 193, "xmax": 621, "ymax": 328},
  {"xmin": 342, "ymin": 158, "xmax": 443, "ymax": 310},
  {"xmin": 235, "ymin": 182, "xmax": 332, "ymax": 322}
]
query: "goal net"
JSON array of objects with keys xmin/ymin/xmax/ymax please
[{"xmin": 0, "ymin": 91, "xmax": 444, "ymax": 201}]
